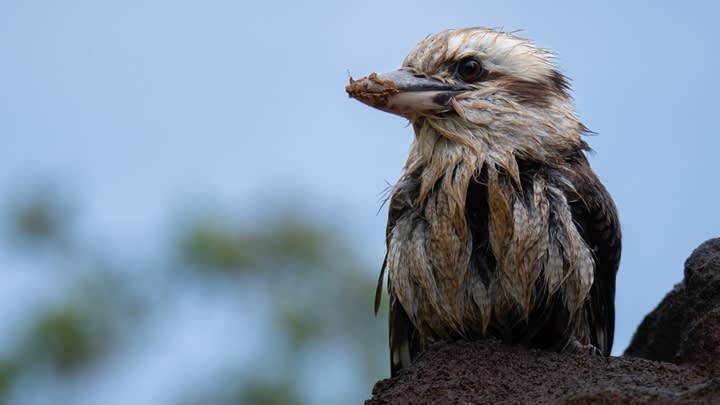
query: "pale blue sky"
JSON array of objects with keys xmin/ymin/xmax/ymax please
[{"xmin": 1, "ymin": 0, "xmax": 719, "ymax": 393}]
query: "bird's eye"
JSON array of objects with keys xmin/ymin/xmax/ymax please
[{"xmin": 456, "ymin": 58, "xmax": 485, "ymax": 83}]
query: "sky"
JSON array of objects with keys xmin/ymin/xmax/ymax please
[{"xmin": 1, "ymin": 0, "xmax": 719, "ymax": 398}]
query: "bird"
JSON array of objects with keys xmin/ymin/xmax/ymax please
[{"xmin": 346, "ymin": 27, "xmax": 621, "ymax": 376}]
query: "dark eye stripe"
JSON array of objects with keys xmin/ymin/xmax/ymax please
[{"xmin": 484, "ymin": 70, "xmax": 570, "ymax": 107}]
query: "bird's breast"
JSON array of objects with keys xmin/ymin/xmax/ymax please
[{"xmin": 386, "ymin": 169, "xmax": 595, "ymax": 341}]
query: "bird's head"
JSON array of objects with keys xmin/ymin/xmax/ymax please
[{"xmin": 347, "ymin": 28, "xmax": 588, "ymax": 165}]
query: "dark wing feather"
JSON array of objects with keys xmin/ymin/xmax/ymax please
[
  {"xmin": 561, "ymin": 155, "xmax": 622, "ymax": 355},
  {"xmin": 388, "ymin": 283, "xmax": 423, "ymax": 376},
  {"xmin": 374, "ymin": 253, "xmax": 387, "ymax": 315}
]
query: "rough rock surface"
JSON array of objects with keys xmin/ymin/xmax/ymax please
[
  {"xmin": 367, "ymin": 238, "xmax": 720, "ymax": 404},
  {"xmin": 626, "ymin": 238, "xmax": 720, "ymax": 374}
]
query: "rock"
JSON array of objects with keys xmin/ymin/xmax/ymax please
[
  {"xmin": 366, "ymin": 340, "xmax": 718, "ymax": 404},
  {"xmin": 622, "ymin": 283, "xmax": 686, "ymax": 363},
  {"xmin": 625, "ymin": 238, "xmax": 720, "ymax": 372},
  {"xmin": 367, "ymin": 238, "xmax": 720, "ymax": 404}
]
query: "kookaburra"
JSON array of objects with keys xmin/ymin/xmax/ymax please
[{"xmin": 346, "ymin": 28, "xmax": 621, "ymax": 376}]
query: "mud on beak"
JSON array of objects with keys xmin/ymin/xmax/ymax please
[{"xmin": 345, "ymin": 69, "xmax": 469, "ymax": 117}]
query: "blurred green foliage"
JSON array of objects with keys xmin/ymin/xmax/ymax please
[
  {"xmin": 179, "ymin": 215, "xmax": 387, "ymax": 403},
  {"xmin": 6, "ymin": 187, "xmax": 72, "ymax": 247},
  {"xmin": 0, "ymin": 188, "xmax": 387, "ymax": 404},
  {"xmin": 27, "ymin": 309, "xmax": 105, "ymax": 371},
  {"xmin": 180, "ymin": 218, "xmax": 338, "ymax": 271},
  {"xmin": 0, "ymin": 361, "xmax": 16, "ymax": 399},
  {"xmin": 239, "ymin": 379, "xmax": 301, "ymax": 405},
  {"xmin": 181, "ymin": 223, "xmax": 253, "ymax": 270}
]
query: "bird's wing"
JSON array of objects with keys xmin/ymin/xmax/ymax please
[
  {"xmin": 379, "ymin": 177, "xmax": 425, "ymax": 376},
  {"xmin": 387, "ymin": 280, "xmax": 422, "ymax": 376},
  {"xmin": 562, "ymin": 155, "xmax": 622, "ymax": 355}
]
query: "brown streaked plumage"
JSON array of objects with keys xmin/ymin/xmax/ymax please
[{"xmin": 346, "ymin": 28, "xmax": 621, "ymax": 376}]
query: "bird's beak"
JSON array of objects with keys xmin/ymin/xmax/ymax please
[{"xmin": 346, "ymin": 69, "xmax": 468, "ymax": 117}]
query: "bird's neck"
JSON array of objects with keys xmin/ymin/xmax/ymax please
[
  {"xmin": 406, "ymin": 116, "xmax": 586, "ymax": 193},
  {"xmin": 405, "ymin": 120, "xmax": 512, "ymax": 207}
]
